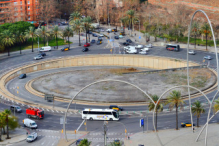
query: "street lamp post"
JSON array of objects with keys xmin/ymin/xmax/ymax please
[{"xmin": 138, "ymin": 20, "xmax": 141, "ymax": 43}]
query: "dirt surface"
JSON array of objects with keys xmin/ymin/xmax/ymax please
[{"xmin": 32, "ymin": 67, "xmax": 216, "ymax": 103}]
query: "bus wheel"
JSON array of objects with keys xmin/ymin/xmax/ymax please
[
  {"xmin": 89, "ymin": 118, "xmax": 93, "ymax": 121},
  {"xmin": 110, "ymin": 118, "xmax": 113, "ymax": 121}
]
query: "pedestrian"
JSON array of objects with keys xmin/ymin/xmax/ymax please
[
  {"xmin": 54, "ymin": 46, "xmax": 55, "ymax": 50},
  {"xmin": 26, "ymin": 132, "xmax": 28, "ymax": 135},
  {"xmin": 135, "ymin": 33, "xmax": 136, "ymax": 36},
  {"xmin": 193, "ymin": 127, "xmax": 195, "ymax": 133}
]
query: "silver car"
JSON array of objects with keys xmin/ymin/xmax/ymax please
[
  {"xmin": 188, "ymin": 50, "xmax": 195, "ymax": 55},
  {"xmin": 139, "ymin": 51, "xmax": 147, "ymax": 55},
  {"xmin": 34, "ymin": 55, "xmax": 43, "ymax": 60},
  {"xmin": 135, "ymin": 45, "xmax": 144, "ymax": 49},
  {"xmin": 204, "ymin": 55, "xmax": 212, "ymax": 60}
]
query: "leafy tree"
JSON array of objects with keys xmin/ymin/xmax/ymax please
[
  {"xmin": 201, "ymin": 23, "xmax": 211, "ymax": 50},
  {"xmin": 52, "ymin": 26, "xmax": 59, "ymax": 49},
  {"xmin": 148, "ymin": 95, "xmax": 163, "ymax": 130},
  {"xmin": 166, "ymin": 90, "xmax": 185, "ymax": 130},
  {"xmin": 65, "ymin": 26, "xmax": 73, "ymax": 48},
  {"xmin": 70, "ymin": 18, "xmax": 83, "ymax": 46},
  {"xmin": 149, "ymin": 25, "xmax": 158, "ymax": 42},
  {"xmin": 1, "ymin": 30, "xmax": 15, "ymax": 56},
  {"xmin": 78, "ymin": 139, "xmax": 91, "ymax": 146},
  {"xmin": 191, "ymin": 21, "xmax": 200, "ymax": 49},
  {"xmin": 2, "ymin": 109, "xmax": 11, "ymax": 139},
  {"xmin": 14, "ymin": 31, "xmax": 25, "ymax": 54},
  {"xmin": 108, "ymin": 140, "xmax": 123, "ymax": 146},
  {"xmin": 191, "ymin": 100, "xmax": 205, "ymax": 127},
  {"xmin": 8, "ymin": 116, "xmax": 20, "ymax": 130},
  {"xmin": 25, "ymin": 27, "xmax": 36, "ymax": 52},
  {"xmin": 213, "ymin": 98, "xmax": 219, "ymax": 113}
]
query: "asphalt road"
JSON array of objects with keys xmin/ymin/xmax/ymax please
[{"xmin": 1, "ymin": 29, "xmax": 219, "ymax": 145}]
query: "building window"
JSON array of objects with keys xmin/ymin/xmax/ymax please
[
  {"xmin": 20, "ymin": 6, "xmax": 22, "ymax": 10},
  {"xmin": 28, "ymin": 6, "xmax": 30, "ymax": 9},
  {"xmin": 28, "ymin": 16, "xmax": 30, "ymax": 20},
  {"xmin": 14, "ymin": 2, "xmax": 17, "ymax": 5},
  {"xmin": 28, "ymin": 1, "xmax": 30, "ymax": 4},
  {"xmin": 28, "ymin": 11, "xmax": 30, "ymax": 15},
  {"xmin": 20, "ymin": 1, "xmax": 22, "ymax": 5}
]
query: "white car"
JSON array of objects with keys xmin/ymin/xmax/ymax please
[
  {"xmin": 26, "ymin": 132, "xmax": 37, "ymax": 142},
  {"xmin": 99, "ymin": 34, "xmax": 104, "ymax": 37},
  {"xmin": 188, "ymin": 50, "xmax": 195, "ymax": 55},
  {"xmin": 126, "ymin": 49, "xmax": 137, "ymax": 54},
  {"xmin": 139, "ymin": 51, "xmax": 147, "ymax": 55},
  {"xmin": 34, "ymin": 55, "xmax": 43, "ymax": 60},
  {"xmin": 141, "ymin": 47, "xmax": 150, "ymax": 52},
  {"xmin": 106, "ymin": 29, "xmax": 112, "ymax": 32},
  {"xmin": 135, "ymin": 45, "xmax": 144, "ymax": 49},
  {"xmin": 145, "ymin": 44, "xmax": 153, "ymax": 48},
  {"xmin": 124, "ymin": 46, "xmax": 135, "ymax": 52}
]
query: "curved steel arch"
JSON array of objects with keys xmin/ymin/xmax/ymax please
[
  {"xmin": 187, "ymin": 10, "xmax": 219, "ymax": 146},
  {"xmin": 63, "ymin": 79, "xmax": 155, "ymax": 141},
  {"xmin": 152, "ymin": 85, "xmax": 211, "ymax": 146}
]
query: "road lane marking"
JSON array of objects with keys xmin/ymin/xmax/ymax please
[{"xmin": 76, "ymin": 119, "xmax": 85, "ymax": 131}]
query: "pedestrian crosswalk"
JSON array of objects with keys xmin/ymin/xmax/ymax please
[{"xmin": 89, "ymin": 132, "xmax": 133, "ymax": 136}]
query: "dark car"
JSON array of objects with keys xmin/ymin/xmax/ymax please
[
  {"xmin": 109, "ymin": 105, "xmax": 123, "ymax": 111},
  {"xmin": 98, "ymin": 37, "xmax": 102, "ymax": 41},
  {"xmin": 96, "ymin": 40, "xmax": 102, "ymax": 45},
  {"xmin": 114, "ymin": 36, "xmax": 119, "ymax": 39},
  {"xmin": 61, "ymin": 22, "xmax": 68, "ymax": 25},
  {"xmin": 61, "ymin": 47, "xmax": 70, "ymax": 51},
  {"xmin": 19, "ymin": 74, "xmax": 26, "ymax": 79},
  {"xmin": 126, "ymin": 39, "xmax": 132, "ymax": 43},
  {"xmin": 76, "ymin": 139, "xmax": 83, "ymax": 145},
  {"xmin": 82, "ymin": 48, "xmax": 89, "ymax": 52},
  {"xmin": 181, "ymin": 122, "xmax": 195, "ymax": 127},
  {"xmin": 87, "ymin": 31, "xmax": 92, "ymax": 34},
  {"xmin": 10, "ymin": 105, "xmax": 22, "ymax": 113},
  {"xmin": 122, "ymin": 42, "xmax": 129, "ymax": 46},
  {"xmin": 91, "ymin": 39, "xmax": 96, "ymax": 43},
  {"xmin": 93, "ymin": 33, "xmax": 98, "ymax": 37},
  {"xmin": 39, "ymin": 52, "xmax": 46, "ymax": 56}
]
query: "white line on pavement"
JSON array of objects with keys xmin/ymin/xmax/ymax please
[{"xmin": 76, "ymin": 119, "xmax": 85, "ymax": 131}]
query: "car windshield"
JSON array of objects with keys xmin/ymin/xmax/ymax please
[
  {"xmin": 112, "ymin": 111, "xmax": 119, "ymax": 118},
  {"xmin": 31, "ymin": 123, "xmax": 36, "ymax": 125},
  {"xmin": 16, "ymin": 106, "xmax": 20, "ymax": 109},
  {"xmin": 27, "ymin": 135, "xmax": 33, "ymax": 139}
]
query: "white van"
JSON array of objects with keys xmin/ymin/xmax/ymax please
[
  {"xmin": 39, "ymin": 46, "xmax": 51, "ymax": 52},
  {"xmin": 23, "ymin": 118, "xmax": 37, "ymax": 129},
  {"xmin": 26, "ymin": 132, "xmax": 37, "ymax": 142},
  {"xmin": 141, "ymin": 47, "xmax": 150, "ymax": 52}
]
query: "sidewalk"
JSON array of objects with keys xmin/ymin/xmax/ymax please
[
  {"xmin": 0, "ymin": 128, "xmax": 27, "ymax": 145},
  {"xmin": 124, "ymin": 123, "xmax": 219, "ymax": 146}
]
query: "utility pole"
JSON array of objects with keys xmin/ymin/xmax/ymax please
[{"xmin": 103, "ymin": 121, "xmax": 108, "ymax": 146}]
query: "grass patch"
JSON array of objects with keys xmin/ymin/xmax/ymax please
[{"xmin": 8, "ymin": 37, "xmax": 72, "ymax": 52}]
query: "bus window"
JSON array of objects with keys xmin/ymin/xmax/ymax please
[{"xmin": 113, "ymin": 111, "xmax": 119, "ymax": 118}]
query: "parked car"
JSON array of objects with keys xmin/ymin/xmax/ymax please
[
  {"xmin": 84, "ymin": 43, "xmax": 90, "ymax": 47},
  {"xmin": 109, "ymin": 105, "xmax": 123, "ymax": 111},
  {"xmin": 19, "ymin": 73, "xmax": 26, "ymax": 79},
  {"xmin": 126, "ymin": 39, "xmax": 132, "ymax": 43},
  {"xmin": 181, "ymin": 122, "xmax": 195, "ymax": 127},
  {"xmin": 10, "ymin": 105, "xmax": 22, "ymax": 113},
  {"xmin": 91, "ymin": 39, "xmax": 96, "ymax": 43},
  {"xmin": 135, "ymin": 45, "xmax": 144, "ymax": 49},
  {"xmin": 119, "ymin": 35, "xmax": 123, "ymax": 38},
  {"xmin": 99, "ymin": 34, "xmax": 104, "ymax": 37},
  {"xmin": 96, "ymin": 40, "xmax": 102, "ymax": 45},
  {"xmin": 114, "ymin": 36, "xmax": 119, "ymax": 39},
  {"xmin": 61, "ymin": 47, "xmax": 70, "ymax": 51},
  {"xmin": 204, "ymin": 55, "xmax": 212, "ymax": 60},
  {"xmin": 34, "ymin": 55, "xmax": 43, "ymax": 60},
  {"xmin": 26, "ymin": 132, "xmax": 37, "ymax": 142},
  {"xmin": 82, "ymin": 48, "xmax": 89, "ymax": 52},
  {"xmin": 139, "ymin": 50, "xmax": 147, "ymax": 55},
  {"xmin": 98, "ymin": 37, "xmax": 102, "ymax": 41},
  {"xmin": 122, "ymin": 42, "xmax": 129, "ymax": 46},
  {"xmin": 39, "ymin": 52, "xmax": 46, "ymax": 56},
  {"xmin": 188, "ymin": 50, "xmax": 195, "ymax": 55}
]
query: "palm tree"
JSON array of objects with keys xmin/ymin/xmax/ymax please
[
  {"xmin": 1, "ymin": 30, "xmax": 15, "ymax": 56},
  {"xmin": 78, "ymin": 139, "xmax": 91, "ymax": 146},
  {"xmin": 65, "ymin": 26, "xmax": 73, "ymax": 48},
  {"xmin": 71, "ymin": 19, "xmax": 83, "ymax": 46},
  {"xmin": 82, "ymin": 16, "xmax": 92, "ymax": 43},
  {"xmin": 0, "ymin": 112, "xmax": 5, "ymax": 141},
  {"xmin": 59, "ymin": 29, "xmax": 67, "ymax": 43},
  {"xmin": 166, "ymin": 90, "xmax": 185, "ymax": 130},
  {"xmin": 52, "ymin": 26, "xmax": 59, "ymax": 49},
  {"xmin": 120, "ymin": 17, "xmax": 129, "ymax": 34},
  {"xmin": 201, "ymin": 23, "xmax": 211, "ymax": 50},
  {"xmin": 148, "ymin": 95, "xmax": 163, "ymax": 131},
  {"xmin": 213, "ymin": 98, "xmax": 219, "ymax": 113},
  {"xmin": 191, "ymin": 100, "xmax": 205, "ymax": 127},
  {"xmin": 69, "ymin": 11, "xmax": 81, "ymax": 21},
  {"xmin": 14, "ymin": 31, "xmax": 25, "ymax": 54},
  {"xmin": 3, "ymin": 109, "xmax": 11, "ymax": 139},
  {"xmin": 38, "ymin": 26, "xmax": 50, "ymax": 46},
  {"xmin": 25, "ymin": 26, "xmax": 36, "ymax": 52},
  {"xmin": 191, "ymin": 21, "xmax": 200, "ymax": 49},
  {"xmin": 126, "ymin": 10, "xmax": 138, "ymax": 36}
]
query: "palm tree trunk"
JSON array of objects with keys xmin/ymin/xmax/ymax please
[
  {"xmin": 20, "ymin": 42, "xmax": 22, "ymax": 54},
  {"xmin": 6, "ymin": 116, "xmax": 9, "ymax": 139},
  {"xmin": 194, "ymin": 34, "xmax": 196, "ymax": 49},
  {"xmin": 32, "ymin": 37, "xmax": 34, "ymax": 52},
  {"xmin": 79, "ymin": 32, "xmax": 81, "ymax": 46},
  {"xmin": 44, "ymin": 35, "xmax": 45, "ymax": 46},
  {"xmin": 206, "ymin": 33, "xmax": 208, "ymax": 50},
  {"xmin": 56, "ymin": 35, "xmax": 58, "ymax": 49},
  {"xmin": 176, "ymin": 104, "xmax": 178, "ymax": 130},
  {"xmin": 7, "ymin": 46, "xmax": 10, "ymax": 56},
  {"xmin": 197, "ymin": 116, "xmax": 199, "ymax": 127},
  {"xmin": 155, "ymin": 110, "xmax": 158, "ymax": 131},
  {"xmin": 3, "ymin": 127, "xmax": 5, "ymax": 134},
  {"xmin": 68, "ymin": 36, "xmax": 70, "ymax": 48},
  {"xmin": 86, "ymin": 28, "xmax": 88, "ymax": 43},
  {"xmin": 0, "ymin": 127, "xmax": 2, "ymax": 141}
]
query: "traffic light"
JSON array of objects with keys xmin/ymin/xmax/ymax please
[{"xmin": 140, "ymin": 118, "xmax": 144, "ymax": 127}]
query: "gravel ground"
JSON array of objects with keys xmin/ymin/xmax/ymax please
[{"xmin": 32, "ymin": 67, "xmax": 216, "ymax": 103}]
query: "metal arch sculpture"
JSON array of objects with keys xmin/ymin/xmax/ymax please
[
  {"xmin": 63, "ymin": 79, "xmax": 156, "ymax": 141},
  {"xmin": 187, "ymin": 10, "xmax": 219, "ymax": 146},
  {"xmin": 152, "ymin": 85, "xmax": 211, "ymax": 146}
]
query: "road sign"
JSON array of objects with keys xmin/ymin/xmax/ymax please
[
  {"xmin": 139, "ymin": 36, "xmax": 141, "ymax": 39},
  {"xmin": 140, "ymin": 118, "xmax": 144, "ymax": 127}
]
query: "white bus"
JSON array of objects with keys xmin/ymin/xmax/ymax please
[{"xmin": 82, "ymin": 109, "xmax": 119, "ymax": 121}]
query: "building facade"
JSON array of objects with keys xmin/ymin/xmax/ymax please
[{"xmin": 0, "ymin": 0, "xmax": 39, "ymax": 24}]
